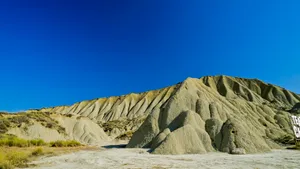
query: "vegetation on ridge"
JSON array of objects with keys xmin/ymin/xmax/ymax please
[
  {"xmin": 0, "ymin": 111, "xmax": 66, "ymax": 134},
  {"xmin": 98, "ymin": 117, "xmax": 146, "ymax": 139}
]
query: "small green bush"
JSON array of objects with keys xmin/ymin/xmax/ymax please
[
  {"xmin": 50, "ymin": 140, "xmax": 81, "ymax": 147},
  {"xmin": 65, "ymin": 140, "xmax": 81, "ymax": 147},
  {"xmin": 0, "ymin": 136, "xmax": 29, "ymax": 147},
  {"xmin": 0, "ymin": 135, "xmax": 48, "ymax": 147},
  {"xmin": 31, "ymin": 147, "xmax": 43, "ymax": 156},
  {"xmin": 29, "ymin": 139, "xmax": 46, "ymax": 146},
  {"xmin": 10, "ymin": 138, "xmax": 29, "ymax": 147},
  {"xmin": 0, "ymin": 119, "xmax": 10, "ymax": 133},
  {"xmin": 0, "ymin": 162, "xmax": 12, "ymax": 169},
  {"xmin": 49, "ymin": 140, "xmax": 64, "ymax": 147},
  {"xmin": 0, "ymin": 134, "xmax": 82, "ymax": 148},
  {"xmin": 5, "ymin": 151, "xmax": 29, "ymax": 168}
]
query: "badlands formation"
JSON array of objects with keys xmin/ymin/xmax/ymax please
[{"xmin": 1, "ymin": 75, "xmax": 300, "ymax": 155}]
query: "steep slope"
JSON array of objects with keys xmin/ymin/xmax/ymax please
[
  {"xmin": 32, "ymin": 85, "xmax": 178, "ymax": 121},
  {"xmin": 127, "ymin": 76, "xmax": 300, "ymax": 154}
]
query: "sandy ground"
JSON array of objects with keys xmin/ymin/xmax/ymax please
[{"xmin": 27, "ymin": 146, "xmax": 300, "ymax": 169}]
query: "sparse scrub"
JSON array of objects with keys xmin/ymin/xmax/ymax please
[
  {"xmin": 0, "ymin": 111, "xmax": 67, "ymax": 135},
  {"xmin": 7, "ymin": 116, "xmax": 29, "ymax": 125},
  {"xmin": 0, "ymin": 144, "xmax": 90, "ymax": 169},
  {"xmin": 29, "ymin": 139, "xmax": 46, "ymax": 146},
  {"xmin": 76, "ymin": 116, "xmax": 83, "ymax": 120},
  {"xmin": 66, "ymin": 114, "xmax": 73, "ymax": 118},
  {"xmin": 274, "ymin": 134, "xmax": 295, "ymax": 145},
  {"xmin": 0, "ymin": 135, "xmax": 85, "ymax": 168},
  {"xmin": 45, "ymin": 122, "xmax": 54, "ymax": 128},
  {"xmin": 49, "ymin": 140, "xmax": 81, "ymax": 147},
  {"xmin": 27, "ymin": 112, "xmax": 65, "ymax": 133},
  {"xmin": 31, "ymin": 147, "xmax": 43, "ymax": 156},
  {"xmin": 116, "ymin": 131, "xmax": 134, "ymax": 140},
  {"xmin": 0, "ymin": 134, "xmax": 82, "ymax": 149},
  {"xmin": 0, "ymin": 119, "xmax": 11, "ymax": 133},
  {"xmin": 287, "ymin": 140, "xmax": 300, "ymax": 150},
  {"xmin": 295, "ymin": 141, "xmax": 300, "ymax": 149},
  {"xmin": 0, "ymin": 150, "xmax": 30, "ymax": 169},
  {"xmin": 99, "ymin": 117, "xmax": 146, "ymax": 135},
  {"xmin": 5, "ymin": 151, "xmax": 29, "ymax": 168},
  {"xmin": 0, "ymin": 135, "xmax": 29, "ymax": 147}
]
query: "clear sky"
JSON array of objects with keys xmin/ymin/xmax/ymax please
[{"xmin": 0, "ymin": 0, "xmax": 299, "ymax": 112}]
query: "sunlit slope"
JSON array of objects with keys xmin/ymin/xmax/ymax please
[
  {"xmin": 31, "ymin": 85, "xmax": 179, "ymax": 122},
  {"xmin": 127, "ymin": 76, "xmax": 300, "ymax": 154},
  {"xmin": 19, "ymin": 85, "xmax": 179, "ymax": 143},
  {"xmin": 5, "ymin": 75, "xmax": 299, "ymax": 150}
]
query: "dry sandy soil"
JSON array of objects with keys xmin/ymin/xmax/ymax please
[{"xmin": 26, "ymin": 145, "xmax": 300, "ymax": 169}]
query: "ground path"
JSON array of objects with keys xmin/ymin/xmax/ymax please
[{"xmin": 26, "ymin": 147, "xmax": 300, "ymax": 169}]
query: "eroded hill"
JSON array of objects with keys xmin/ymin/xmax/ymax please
[
  {"xmin": 127, "ymin": 76, "xmax": 300, "ymax": 154},
  {"xmin": 1, "ymin": 75, "xmax": 299, "ymax": 154},
  {"xmin": 2, "ymin": 84, "xmax": 179, "ymax": 144}
]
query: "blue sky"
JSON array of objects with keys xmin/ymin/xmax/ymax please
[{"xmin": 0, "ymin": 0, "xmax": 299, "ymax": 111}]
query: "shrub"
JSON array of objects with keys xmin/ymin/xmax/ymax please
[
  {"xmin": 0, "ymin": 151, "xmax": 12, "ymax": 169},
  {"xmin": 49, "ymin": 140, "xmax": 64, "ymax": 147},
  {"xmin": 296, "ymin": 141, "xmax": 300, "ymax": 148},
  {"xmin": 274, "ymin": 134, "xmax": 295, "ymax": 145},
  {"xmin": 0, "ymin": 160, "xmax": 12, "ymax": 169},
  {"xmin": 7, "ymin": 138, "xmax": 29, "ymax": 147},
  {"xmin": 5, "ymin": 151, "xmax": 29, "ymax": 168},
  {"xmin": 50, "ymin": 140, "xmax": 81, "ymax": 147},
  {"xmin": 116, "ymin": 131, "xmax": 134, "ymax": 140},
  {"xmin": 0, "ymin": 119, "xmax": 10, "ymax": 133},
  {"xmin": 0, "ymin": 138, "xmax": 9, "ymax": 147},
  {"xmin": 66, "ymin": 114, "xmax": 73, "ymax": 118},
  {"xmin": 29, "ymin": 139, "xmax": 46, "ymax": 146},
  {"xmin": 7, "ymin": 116, "xmax": 29, "ymax": 124},
  {"xmin": 57, "ymin": 126, "xmax": 66, "ymax": 134},
  {"xmin": 45, "ymin": 122, "xmax": 54, "ymax": 128},
  {"xmin": 0, "ymin": 135, "xmax": 47, "ymax": 147},
  {"xmin": 0, "ymin": 136, "xmax": 29, "ymax": 147},
  {"xmin": 65, "ymin": 140, "xmax": 81, "ymax": 147},
  {"xmin": 31, "ymin": 147, "xmax": 43, "ymax": 156}
]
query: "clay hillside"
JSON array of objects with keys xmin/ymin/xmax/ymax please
[{"xmin": 1, "ymin": 75, "xmax": 299, "ymax": 154}]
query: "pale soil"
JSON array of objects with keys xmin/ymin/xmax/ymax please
[{"xmin": 27, "ymin": 146, "xmax": 300, "ymax": 169}]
